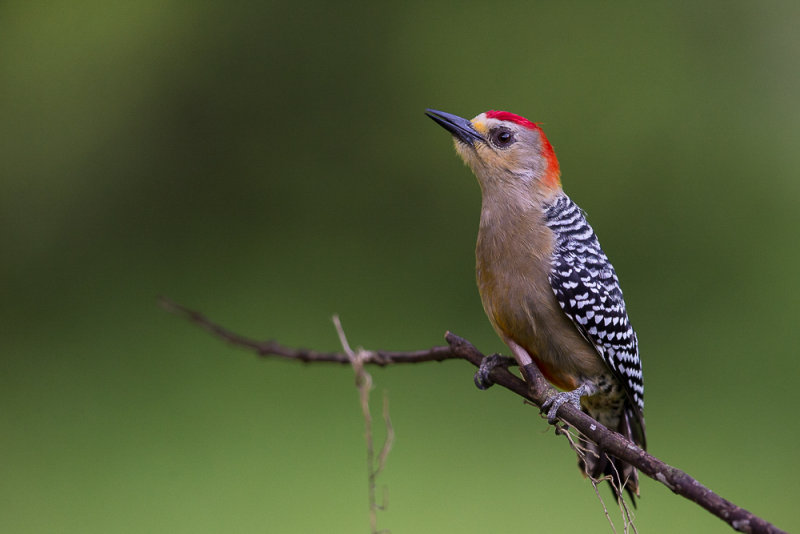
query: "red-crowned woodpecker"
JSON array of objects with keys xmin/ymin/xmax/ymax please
[{"xmin": 426, "ymin": 109, "xmax": 646, "ymax": 502}]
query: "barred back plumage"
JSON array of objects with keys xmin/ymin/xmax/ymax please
[
  {"xmin": 544, "ymin": 194, "xmax": 644, "ymax": 413},
  {"xmin": 544, "ymin": 194, "xmax": 646, "ymax": 502}
]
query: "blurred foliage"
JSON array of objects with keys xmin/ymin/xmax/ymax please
[{"xmin": 2, "ymin": 1, "xmax": 799, "ymax": 532}]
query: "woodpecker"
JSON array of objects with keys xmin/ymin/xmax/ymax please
[{"xmin": 426, "ymin": 108, "xmax": 646, "ymax": 502}]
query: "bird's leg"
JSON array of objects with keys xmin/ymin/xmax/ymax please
[
  {"xmin": 473, "ymin": 353, "xmax": 514, "ymax": 390},
  {"xmin": 502, "ymin": 338, "xmax": 596, "ymax": 422},
  {"xmin": 541, "ymin": 383, "xmax": 598, "ymax": 424},
  {"xmin": 504, "ymin": 338, "xmax": 535, "ymax": 367}
]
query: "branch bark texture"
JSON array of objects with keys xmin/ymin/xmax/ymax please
[{"xmin": 159, "ymin": 297, "xmax": 787, "ymax": 534}]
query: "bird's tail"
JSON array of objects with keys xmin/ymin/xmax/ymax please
[{"xmin": 579, "ymin": 402, "xmax": 646, "ymax": 506}]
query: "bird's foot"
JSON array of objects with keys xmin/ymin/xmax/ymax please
[
  {"xmin": 541, "ymin": 383, "xmax": 595, "ymax": 423},
  {"xmin": 473, "ymin": 354, "xmax": 513, "ymax": 390}
]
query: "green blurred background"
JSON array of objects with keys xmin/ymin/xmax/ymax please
[{"xmin": 2, "ymin": 2, "xmax": 799, "ymax": 532}]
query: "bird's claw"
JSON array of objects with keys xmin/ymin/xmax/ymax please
[
  {"xmin": 541, "ymin": 384, "xmax": 593, "ymax": 423},
  {"xmin": 474, "ymin": 354, "xmax": 509, "ymax": 390}
]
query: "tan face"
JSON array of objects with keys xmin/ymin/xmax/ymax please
[
  {"xmin": 453, "ymin": 113, "xmax": 557, "ymax": 191},
  {"xmin": 426, "ymin": 108, "xmax": 562, "ymax": 201}
]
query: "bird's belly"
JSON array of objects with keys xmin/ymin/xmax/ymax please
[{"xmin": 479, "ymin": 272, "xmax": 608, "ymax": 392}]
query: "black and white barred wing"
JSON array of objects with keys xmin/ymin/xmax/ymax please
[{"xmin": 545, "ymin": 196, "xmax": 644, "ymax": 412}]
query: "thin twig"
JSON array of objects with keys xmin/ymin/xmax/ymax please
[
  {"xmin": 376, "ymin": 390, "xmax": 393, "ymax": 518},
  {"xmin": 608, "ymin": 456, "xmax": 637, "ymax": 534},
  {"xmin": 376, "ymin": 390, "xmax": 394, "ymax": 480},
  {"xmin": 559, "ymin": 424, "xmax": 629, "ymax": 533},
  {"xmin": 558, "ymin": 424, "xmax": 617, "ymax": 534},
  {"xmin": 333, "ymin": 315, "xmax": 392, "ymax": 534},
  {"xmin": 590, "ymin": 477, "xmax": 617, "ymax": 534},
  {"xmin": 159, "ymin": 297, "xmax": 457, "ymax": 366},
  {"xmin": 160, "ymin": 297, "xmax": 788, "ymax": 534}
]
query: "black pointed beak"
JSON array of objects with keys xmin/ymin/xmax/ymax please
[{"xmin": 425, "ymin": 109, "xmax": 484, "ymax": 145}]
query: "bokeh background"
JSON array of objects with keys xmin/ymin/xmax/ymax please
[{"xmin": 2, "ymin": 2, "xmax": 799, "ymax": 532}]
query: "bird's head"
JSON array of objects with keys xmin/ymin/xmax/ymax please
[{"xmin": 426, "ymin": 109, "xmax": 561, "ymax": 204}]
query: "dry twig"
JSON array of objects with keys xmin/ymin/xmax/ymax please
[
  {"xmin": 159, "ymin": 297, "xmax": 787, "ymax": 534},
  {"xmin": 333, "ymin": 315, "xmax": 393, "ymax": 534}
]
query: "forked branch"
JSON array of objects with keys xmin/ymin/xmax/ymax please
[{"xmin": 159, "ymin": 297, "xmax": 787, "ymax": 534}]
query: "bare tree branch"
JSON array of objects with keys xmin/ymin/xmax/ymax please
[
  {"xmin": 158, "ymin": 297, "xmax": 458, "ymax": 366},
  {"xmin": 159, "ymin": 297, "xmax": 787, "ymax": 534}
]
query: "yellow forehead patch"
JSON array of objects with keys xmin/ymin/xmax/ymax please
[{"xmin": 472, "ymin": 120, "xmax": 488, "ymax": 135}]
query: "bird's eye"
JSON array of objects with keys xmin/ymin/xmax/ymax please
[{"xmin": 491, "ymin": 129, "xmax": 514, "ymax": 148}]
